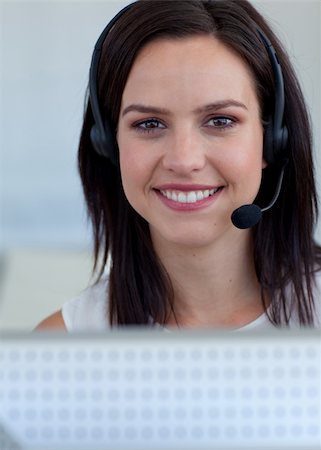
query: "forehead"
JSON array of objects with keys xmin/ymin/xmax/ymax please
[{"xmin": 121, "ymin": 35, "xmax": 258, "ymax": 110}]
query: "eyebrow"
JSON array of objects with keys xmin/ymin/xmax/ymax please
[
  {"xmin": 195, "ymin": 100, "xmax": 248, "ymax": 113},
  {"xmin": 122, "ymin": 104, "xmax": 170, "ymax": 117},
  {"xmin": 121, "ymin": 100, "xmax": 248, "ymax": 117}
]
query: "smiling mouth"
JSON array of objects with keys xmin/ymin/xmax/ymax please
[{"xmin": 158, "ymin": 187, "xmax": 222, "ymax": 204}]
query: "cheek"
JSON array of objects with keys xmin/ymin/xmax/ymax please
[
  {"xmin": 118, "ymin": 133, "xmax": 136, "ymax": 182},
  {"xmin": 218, "ymin": 128, "xmax": 264, "ymax": 197},
  {"xmin": 238, "ymin": 125, "xmax": 264, "ymax": 169},
  {"xmin": 220, "ymin": 142, "xmax": 263, "ymax": 178},
  {"xmin": 118, "ymin": 139, "xmax": 152, "ymax": 202},
  {"xmin": 119, "ymin": 149, "xmax": 138, "ymax": 194}
]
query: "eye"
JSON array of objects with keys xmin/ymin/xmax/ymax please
[
  {"xmin": 133, "ymin": 118, "xmax": 166, "ymax": 134},
  {"xmin": 206, "ymin": 116, "xmax": 235, "ymax": 129}
]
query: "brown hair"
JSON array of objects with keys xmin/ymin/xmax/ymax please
[{"xmin": 78, "ymin": 0, "xmax": 321, "ymax": 326}]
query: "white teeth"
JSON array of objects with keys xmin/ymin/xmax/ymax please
[
  {"xmin": 160, "ymin": 188, "xmax": 220, "ymax": 203},
  {"xmin": 186, "ymin": 191, "xmax": 197, "ymax": 203},
  {"xmin": 177, "ymin": 192, "xmax": 187, "ymax": 202}
]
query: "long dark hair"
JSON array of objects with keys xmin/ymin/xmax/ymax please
[{"xmin": 78, "ymin": 0, "xmax": 321, "ymax": 326}]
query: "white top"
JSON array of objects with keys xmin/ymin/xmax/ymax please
[{"xmin": 62, "ymin": 271, "xmax": 321, "ymax": 332}]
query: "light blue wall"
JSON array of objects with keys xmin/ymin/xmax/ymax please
[
  {"xmin": 0, "ymin": 0, "xmax": 320, "ymax": 250},
  {"xmin": 0, "ymin": 1, "xmax": 127, "ymax": 249}
]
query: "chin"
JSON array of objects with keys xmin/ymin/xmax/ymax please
[{"xmin": 151, "ymin": 222, "xmax": 235, "ymax": 250}]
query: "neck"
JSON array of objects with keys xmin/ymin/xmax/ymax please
[{"xmin": 152, "ymin": 230, "xmax": 264, "ymax": 328}]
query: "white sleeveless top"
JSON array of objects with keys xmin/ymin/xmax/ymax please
[{"xmin": 62, "ymin": 272, "xmax": 321, "ymax": 332}]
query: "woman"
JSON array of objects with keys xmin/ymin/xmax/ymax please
[{"xmin": 37, "ymin": 0, "xmax": 321, "ymax": 331}]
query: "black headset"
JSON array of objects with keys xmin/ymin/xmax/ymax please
[{"xmin": 89, "ymin": 2, "xmax": 288, "ymax": 167}]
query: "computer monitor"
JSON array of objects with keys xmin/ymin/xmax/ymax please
[{"xmin": 0, "ymin": 329, "xmax": 320, "ymax": 450}]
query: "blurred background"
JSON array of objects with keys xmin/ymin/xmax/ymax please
[{"xmin": 0, "ymin": 0, "xmax": 320, "ymax": 330}]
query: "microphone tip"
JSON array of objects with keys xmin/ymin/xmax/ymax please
[{"xmin": 231, "ymin": 204, "xmax": 262, "ymax": 229}]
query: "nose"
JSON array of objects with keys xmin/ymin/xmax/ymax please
[{"xmin": 161, "ymin": 127, "xmax": 206, "ymax": 175}]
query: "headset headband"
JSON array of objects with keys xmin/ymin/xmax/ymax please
[{"xmin": 89, "ymin": 2, "xmax": 288, "ymax": 166}]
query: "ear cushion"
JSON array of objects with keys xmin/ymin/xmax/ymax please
[
  {"xmin": 263, "ymin": 121, "xmax": 289, "ymax": 165},
  {"xmin": 276, "ymin": 125, "xmax": 288, "ymax": 156},
  {"xmin": 263, "ymin": 121, "xmax": 275, "ymax": 165},
  {"xmin": 90, "ymin": 124, "xmax": 108, "ymax": 157},
  {"xmin": 90, "ymin": 122, "xmax": 118, "ymax": 166}
]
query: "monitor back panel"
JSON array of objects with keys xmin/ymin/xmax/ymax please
[{"xmin": 0, "ymin": 329, "xmax": 320, "ymax": 450}]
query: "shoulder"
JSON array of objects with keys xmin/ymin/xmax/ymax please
[
  {"xmin": 312, "ymin": 268, "xmax": 321, "ymax": 323},
  {"xmin": 280, "ymin": 267, "xmax": 321, "ymax": 327},
  {"xmin": 34, "ymin": 276, "xmax": 109, "ymax": 332},
  {"xmin": 313, "ymin": 267, "xmax": 321, "ymax": 287},
  {"xmin": 61, "ymin": 276, "xmax": 110, "ymax": 332},
  {"xmin": 34, "ymin": 310, "xmax": 66, "ymax": 331}
]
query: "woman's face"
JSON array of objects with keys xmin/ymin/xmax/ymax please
[{"xmin": 117, "ymin": 35, "xmax": 265, "ymax": 249}]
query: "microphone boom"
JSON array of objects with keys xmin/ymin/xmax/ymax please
[{"xmin": 231, "ymin": 159, "xmax": 288, "ymax": 229}]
